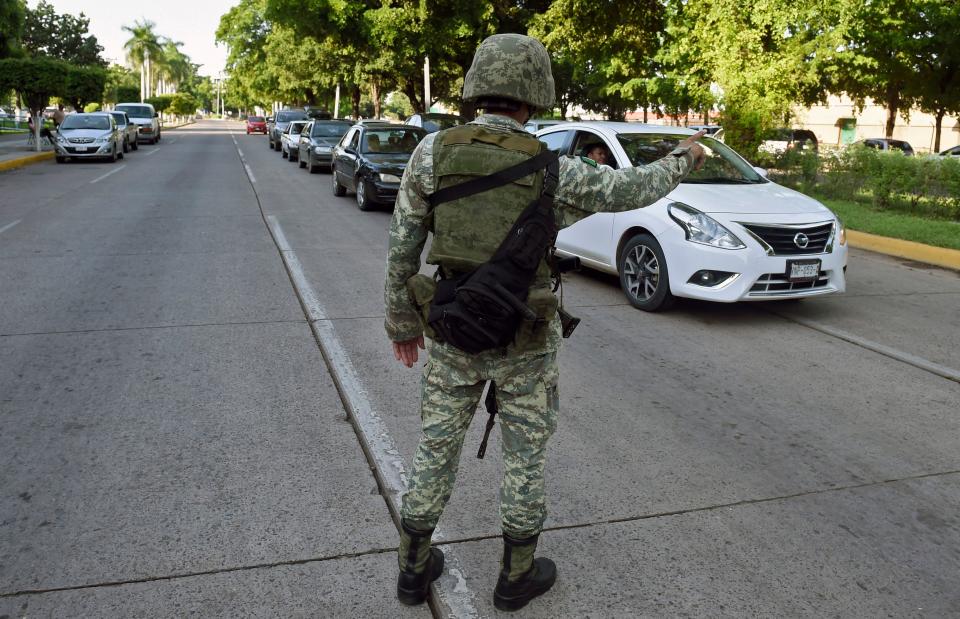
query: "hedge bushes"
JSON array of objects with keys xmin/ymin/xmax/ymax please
[{"xmin": 769, "ymin": 146, "xmax": 960, "ymax": 221}]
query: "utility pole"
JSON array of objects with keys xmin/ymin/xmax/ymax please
[
  {"xmin": 423, "ymin": 56, "xmax": 430, "ymax": 114},
  {"xmin": 216, "ymin": 77, "xmax": 221, "ymax": 118},
  {"xmin": 334, "ymin": 84, "xmax": 340, "ymax": 119}
]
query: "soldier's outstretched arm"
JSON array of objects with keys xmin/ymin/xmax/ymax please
[
  {"xmin": 554, "ymin": 131, "xmax": 705, "ymax": 227},
  {"xmin": 384, "ymin": 136, "xmax": 435, "ymax": 347}
]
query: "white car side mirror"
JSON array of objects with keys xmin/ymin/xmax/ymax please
[{"xmin": 753, "ymin": 166, "xmax": 768, "ymax": 178}]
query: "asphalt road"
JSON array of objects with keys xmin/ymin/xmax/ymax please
[{"xmin": 1, "ymin": 121, "xmax": 958, "ymax": 617}]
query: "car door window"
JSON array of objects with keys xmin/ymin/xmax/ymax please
[
  {"xmin": 349, "ymin": 129, "xmax": 360, "ymax": 151},
  {"xmin": 572, "ymin": 130, "xmax": 618, "ymax": 169},
  {"xmin": 539, "ymin": 130, "xmax": 570, "ymax": 155}
]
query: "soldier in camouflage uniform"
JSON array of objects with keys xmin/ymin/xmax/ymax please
[{"xmin": 385, "ymin": 34, "xmax": 705, "ymax": 610}]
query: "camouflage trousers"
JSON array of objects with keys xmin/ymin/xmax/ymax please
[{"xmin": 401, "ymin": 341, "xmax": 559, "ymax": 538}]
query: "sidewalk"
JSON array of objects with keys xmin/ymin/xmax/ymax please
[{"xmin": 0, "ymin": 133, "xmax": 55, "ymax": 171}]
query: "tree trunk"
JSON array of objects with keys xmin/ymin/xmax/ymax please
[
  {"xmin": 370, "ymin": 80, "xmax": 381, "ymax": 119},
  {"xmin": 884, "ymin": 87, "xmax": 899, "ymax": 139},
  {"xmin": 643, "ymin": 107, "xmax": 648, "ymax": 123},
  {"xmin": 934, "ymin": 109, "xmax": 945, "ymax": 153},
  {"xmin": 403, "ymin": 83, "xmax": 424, "ymax": 114},
  {"xmin": 351, "ymin": 85, "xmax": 361, "ymax": 120},
  {"xmin": 703, "ymin": 107, "xmax": 709, "ymax": 125}
]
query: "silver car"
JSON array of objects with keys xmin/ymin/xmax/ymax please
[
  {"xmin": 281, "ymin": 120, "xmax": 309, "ymax": 162},
  {"xmin": 54, "ymin": 113, "xmax": 123, "ymax": 163},
  {"xmin": 108, "ymin": 111, "xmax": 139, "ymax": 153}
]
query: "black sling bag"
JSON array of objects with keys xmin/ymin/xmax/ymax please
[{"xmin": 426, "ymin": 148, "xmax": 560, "ymax": 355}]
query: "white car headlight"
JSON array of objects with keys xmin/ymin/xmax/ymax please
[
  {"xmin": 56, "ymin": 135, "xmax": 67, "ymax": 143},
  {"xmin": 94, "ymin": 135, "xmax": 110, "ymax": 143},
  {"xmin": 668, "ymin": 202, "xmax": 746, "ymax": 249},
  {"xmin": 837, "ymin": 217, "xmax": 846, "ymax": 245},
  {"xmin": 379, "ymin": 172, "xmax": 402, "ymax": 183}
]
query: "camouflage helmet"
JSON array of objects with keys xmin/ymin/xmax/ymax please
[{"xmin": 462, "ymin": 34, "xmax": 555, "ymax": 110}]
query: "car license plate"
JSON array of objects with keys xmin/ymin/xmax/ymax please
[
  {"xmin": 74, "ymin": 146, "xmax": 87, "ymax": 152},
  {"xmin": 786, "ymin": 259, "xmax": 821, "ymax": 282}
]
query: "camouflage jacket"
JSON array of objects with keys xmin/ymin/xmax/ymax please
[{"xmin": 384, "ymin": 114, "xmax": 695, "ymax": 345}]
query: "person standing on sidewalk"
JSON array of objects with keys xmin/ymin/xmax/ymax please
[{"xmin": 384, "ymin": 34, "xmax": 705, "ymax": 611}]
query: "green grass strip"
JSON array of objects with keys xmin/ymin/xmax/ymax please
[{"xmin": 817, "ymin": 197, "xmax": 960, "ymax": 251}]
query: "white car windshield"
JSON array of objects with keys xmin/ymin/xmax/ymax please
[
  {"xmin": 617, "ymin": 134, "xmax": 765, "ymax": 184},
  {"xmin": 116, "ymin": 105, "xmax": 153, "ymax": 118},
  {"xmin": 60, "ymin": 115, "xmax": 111, "ymax": 130}
]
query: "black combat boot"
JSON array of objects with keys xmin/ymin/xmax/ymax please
[
  {"xmin": 493, "ymin": 532, "xmax": 557, "ymax": 611},
  {"xmin": 396, "ymin": 519, "xmax": 445, "ymax": 605}
]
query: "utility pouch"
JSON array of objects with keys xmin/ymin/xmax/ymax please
[
  {"xmin": 513, "ymin": 287, "xmax": 559, "ymax": 351},
  {"xmin": 405, "ymin": 274, "xmax": 439, "ymax": 340}
]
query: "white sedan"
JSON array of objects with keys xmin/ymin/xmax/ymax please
[{"xmin": 538, "ymin": 122, "xmax": 848, "ymax": 311}]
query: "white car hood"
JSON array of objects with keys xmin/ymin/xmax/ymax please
[
  {"xmin": 668, "ymin": 181, "xmax": 832, "ymax": 216},
  {"xmin": 59, "ymin": 129, "xmax": 110, "ymax": 140}
]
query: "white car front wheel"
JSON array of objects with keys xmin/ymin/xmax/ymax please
[{"xmin": 618, "ymin": 233, "xmax": 675, "ymax": 311}]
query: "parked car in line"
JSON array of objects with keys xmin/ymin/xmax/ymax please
[
  {"xmin": 107, "ymin": 110, "xmax": 139, "ymax": 153},
  {"xmin": 404, "ymin": 113, "xmax": 466, "ymax": 133},
  {"xmin": 852, "ymin": 138, "xmax": 915, "ymax": 156},
  {"xmin": 759, "ymin": 128, "xmax": 819, "ymax": 155},
  {"xmin": 115, "ymin": 102, "xmax": 161, "ymax": 144},
  {"xmin": 524, "ymin": 119, "xmax": 565, "ymax": 133},
  {"xmin": 297, "ymin": 119, "xmax": 353, "ymax": 173},
  {"xmin": 331, "ymin": 123, "xmax": 427, "ymax": 211},
  {"xmin": 938, "ymin": 145, "xmax": 960, "ymax": 157},
  {"xmin": 281, "ymin": 120, "xmax": 309, "ymax": 161},
  {"xmin": 268, "ymin": 109, "xmax": 309, "ymax": 150},
  {"xmin": 54, "ymin": 113, "xmax": 124, "ymax": 163},
  {"xmin": 246, "ymin": 115, "xmax": 267, "ymax": 134},
  {"xmin": 536, "ymin": 122, "xmax": 848, "ymax": 311}
]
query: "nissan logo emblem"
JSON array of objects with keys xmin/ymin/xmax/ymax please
[{"xmin": 794, "ymin": 232, "xmax": 810, "ymax": 248}]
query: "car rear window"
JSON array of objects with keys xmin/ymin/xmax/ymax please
[
  {"xmin": 277, "ymin": 111, "xmax": 308, "ymax": 122},
  {"xmin": 361, "ymin": 128, "xmax": 425, "ymax": 154},
  {"xmin": 116, "ymin": 105, "xmax": 153, "ymax": 119},
  {"xmin": 312, "ymin": 122, "xmax": 351, "ymax": 138},
  {"xmin": 249, "ymin": 116, "xmax": 264, "ymax": 122}
]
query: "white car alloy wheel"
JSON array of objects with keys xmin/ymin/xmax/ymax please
[{"xmin": 618, "ymin": 233, "xmax": 674, "ymax": 311}]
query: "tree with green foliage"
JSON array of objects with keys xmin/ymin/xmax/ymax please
[
  {"xmin": 0, "ymin": 0, "xmax": 25, "ymax": 60},
  {"xmin": 122, "ymin": 19, "xmax": 162, "ymax": 101},
  {"xmin": 216, "ymin": 0, "xmax": 274, "ymax": 111},
  {"xmin": 836, "ymin": 0, "xmax": 923, "ymax": 138},
  {"xmin": 22, "ymin": 0, "xmax": 104, "ymax": 67},
  {"xmin": 532, "ymin": 0, "xmax": 665, "ymax": 120},
  {"xmin": 168, "ymin": 92, "xmax": 197, "ymax": 117},
  {"xmin": 63, "ymin": 64, "xmax": 106, "ymax": 111},
  {"xmin": 670, "ymin": 0, "xmax": 845, "ymax": 154},
  {"xmin": 909, "ymin": 0, "xmax": 960, "ymax": 152}
]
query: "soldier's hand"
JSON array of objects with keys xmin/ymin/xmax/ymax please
[
  {"xmin": 678, "ymin": 129, "xmax": 707, "ymax": 171},
  {"xmin": 393, "ymin": 335, "xmax": 425, "ymax": 368}
]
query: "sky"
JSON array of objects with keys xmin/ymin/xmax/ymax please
[{"xmin": 36, "ymin": 0, "xmax": 236, "ymax": 77}]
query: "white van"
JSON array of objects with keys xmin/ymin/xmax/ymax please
[{"xmin": 115, "ymin": 102, "xmax": 161, "ymax": 144}]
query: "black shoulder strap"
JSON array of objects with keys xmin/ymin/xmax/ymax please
[{"xmin": 428, "ymin": 149, "xmax": 559, "ymax": 208}]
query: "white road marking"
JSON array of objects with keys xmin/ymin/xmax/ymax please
[
  {"xmin": 0, "ymin": 219, "xmax": 22, "ymax": 235},
  {"xmin": 779, "ymin": 314, "xmax": 960, "ymax": 383},
  {"xmin": 144, "ymin": 148, "xmax": 160, "ymax": 156},
  {"xmin": 264, "ymin": 214, "xmax": 479, "ymax": 618},
  {"xmin": 89, "ymin": 164, "xmax": 126, "ymax": 184},
  {"xmin": 230, "ymin": 131, "xmax": 257, "ymax": 184}
]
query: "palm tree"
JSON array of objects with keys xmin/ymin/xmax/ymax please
[
  {"xmin": 157, "ymin": 40, "xmax": 192, "ymax": 95},
  {"xmin": 122, "ymin": 20, "xmax": 162, "ymax": 101}
]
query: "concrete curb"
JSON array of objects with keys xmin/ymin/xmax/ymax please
[
  {"xmin": 0, "ymin": 151, "xmax": 54, "ymax": 172},
  {"xmin": 847, "ymin": 230, "xmax": 960, "ymax": 271}
]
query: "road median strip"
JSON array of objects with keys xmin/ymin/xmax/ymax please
[{"xmin": 848, "ymin": 229, "xmax": 960, "ymax": 271}]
